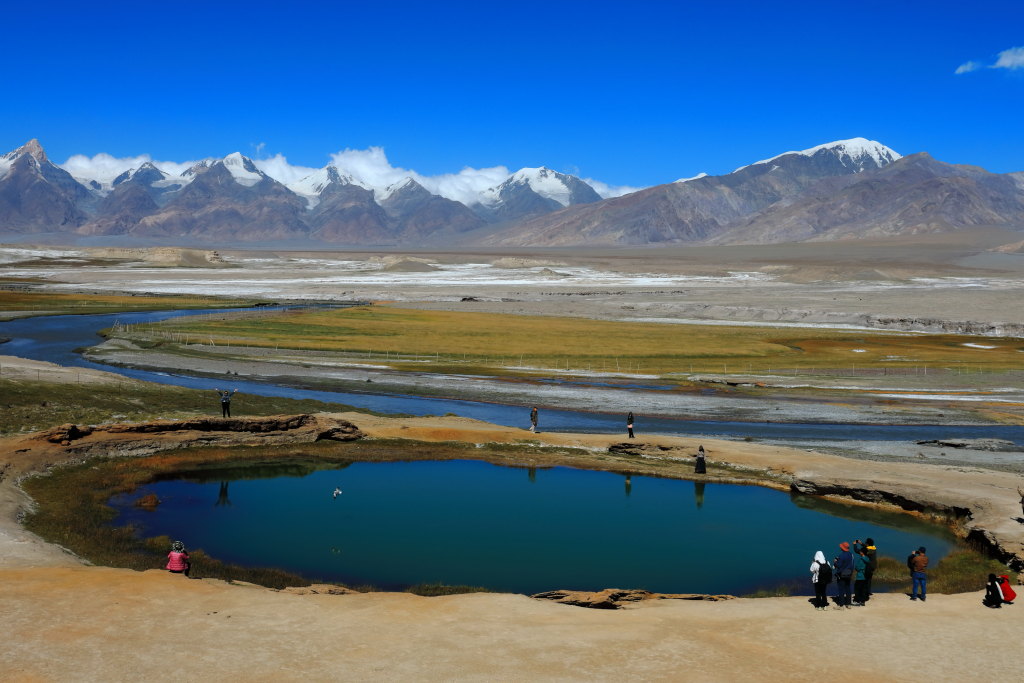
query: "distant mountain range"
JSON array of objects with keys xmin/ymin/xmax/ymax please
[{"xmin": 2, "ymin": 138, "xmax": 1022, "ymax": 247}]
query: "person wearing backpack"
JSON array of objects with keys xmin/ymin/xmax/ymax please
[
  {"xmin": 833, "ymin": 541, "xmax": 855, "ymax": 608},
  {"xmin": 810, "ymin": 550, "xmax": 832, "ymax": 610}
]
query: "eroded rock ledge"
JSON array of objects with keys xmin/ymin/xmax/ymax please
[
  {"xmin": 18, "ymin": 414, "xmax": 363, "ymax": 462},
  {"xmin": 531, "ymin": 588, "xmax": 734, "ymax": 609}
]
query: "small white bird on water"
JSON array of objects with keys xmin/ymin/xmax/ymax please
[{"xmin": 332, "ymin": 487, "xmax": 342, "ymax": 498}]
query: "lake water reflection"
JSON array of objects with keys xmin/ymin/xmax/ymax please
[{"xmin": 113, "ymin": 459, "xmax": 959, "ymax": 595}]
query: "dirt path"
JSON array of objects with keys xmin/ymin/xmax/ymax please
[{"xmin": 3, "ymin": 565, "xmax": 1021, "ymax": 682}]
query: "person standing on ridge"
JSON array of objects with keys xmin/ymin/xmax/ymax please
[
  {"xmin": 215, "ymin": 388, "xmax": 237, "ymax": 418},
  {"xmin": 909, "ymin": 546, "xmax": 929, "ymax": 601},
  {"xmin": 855, "ymin": 538, "xmax": 878, "ymax": 600},
  {"xmin": 627, "ymin": 411, "xmax": 635, "ymax": 439},
  {"xmin": 852, "ymin": 546, "xmax": 870, "ymax": 606},
  {"xmin": 810, "ymin": 550, "xmax": 832, "ymax": 610},
  {"xmin": 529, "ymin": 406, "xmax": 538, "ymax": 433},
  {"xmin": 694, "ymin": 445, "xmax": 707, "ymax": 474},
  {"xmin": 833, "ymin": 541, "xmax": 854, "ymax": 609}
]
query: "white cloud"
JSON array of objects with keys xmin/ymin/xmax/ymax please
[
  {"xmin": 61, "ymin": 153, "xmax": 201, "ymax": 184},
  {"xmin": 956, "ymin": 46, "xmax": 1024, "ymax": 74},
  {"xmin": 993, "ymin": 46, "xmax": 1024, "ymax": 70},
  {"xmin": 324, "ymin": 147, "xmax": 511, "ymax": 205},
  {"xmin": 584, "ymin": 178, "xmax": 643, "ymax": 198},
  {"xmin": 252, "ymin": 154, "xmax": 318, "ymax": 185},
  {"xmin": 60, "ymin": 146, "xmax": 639, "ymax": 203}
]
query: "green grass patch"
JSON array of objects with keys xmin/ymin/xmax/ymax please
[
  {"xmin": 0, "ymin": 378, "xmax": 361, "ymax": 434},
  {"xmin": 136, "ymin": 305, "xmax": 1024, "ymax": 376},
  {"xmin": 872, "ymin": 551, "xmax": 1017, "ymax": 594},
  {"xmin": 0, "ymin": 289, "xmax": 259, "ymax": 316}
]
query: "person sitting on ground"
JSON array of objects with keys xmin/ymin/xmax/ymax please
[
  {"xmin": 983, "ymin": 573, "xmax": 1005, "ymax": 608},
  {"xmin": 166, "ymin": 540, "xmax": 190, "ymax": 577}
]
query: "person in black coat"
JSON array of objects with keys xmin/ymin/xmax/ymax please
[
  {"xmin": 626, "ymin": 412, "xmax": 635, "ymax": 439},
  {"xmin": 694, "ymin": 445, "xmax": 706, "ymax": 474}
]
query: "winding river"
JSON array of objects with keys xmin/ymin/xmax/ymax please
[{"xmin": 3, "ymin": 308, "xmax": 1024, "ymax": 444}]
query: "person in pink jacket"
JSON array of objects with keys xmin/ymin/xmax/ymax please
[{"xmin": 166, "ymin": 540, "xmax": 190, "ymax": 577}]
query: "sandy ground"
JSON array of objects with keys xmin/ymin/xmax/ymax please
[
  {"xmin": 3, "ymin": 361, "xmax": 1024, "ymax": 680},
  {"xmin": 4, "ymin": 240, "xmax": 1024, "ymax": 679},
  {"xmin": 4, "ymin": 237, "xmax": 1024, "ymax": 333}
]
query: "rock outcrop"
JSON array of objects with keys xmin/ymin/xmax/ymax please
[
  {"xmin": 25, "ymin": 414, "xmax": 363, "ymax": 460},
  {"xmin": 531, "ymin": 588, "xmax": 734, "ymax": 609}
]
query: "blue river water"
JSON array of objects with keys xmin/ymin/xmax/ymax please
[
  {"xmin": 3, "ymin": 308, "xmax": 1024, "ymax": 444},
  {"xmin": 111, "ymin": 459, "xmax": 959, "ymax": 595}
]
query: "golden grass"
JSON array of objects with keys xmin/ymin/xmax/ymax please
[
  {"xmin": 140, "ymin": 305, "xmax": 1024, "ymax": 376},
  {"xmin": 0, "ymin": 290, "xmax": 256, "ymax": 314}
]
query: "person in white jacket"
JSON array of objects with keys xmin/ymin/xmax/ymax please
[{"xmin": 810, "ymin": 550, "xmax": 832, "ymax": 610}]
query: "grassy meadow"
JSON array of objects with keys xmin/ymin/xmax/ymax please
[
  {"xmin": 0, "ymin": 378, "xmax": 362, "ymax": 434},
  {"xmin": 130, "ymin": 305, "xmax": 1024, "ymax": 377},
  {"xmin": 0, "ymin": 289, "xmax": 260, "ymax": 316}
]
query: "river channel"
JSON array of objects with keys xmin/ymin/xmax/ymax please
[{"xmin": 2, "ymin": 308, "xmax": 1024, "ymax": 445}]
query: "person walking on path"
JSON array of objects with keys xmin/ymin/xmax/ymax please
[
  {"xmin": 694, "ymin": 445, "xmax": 707, "ymax": 474},
  {"xmin": 626, "ymin": 412, "xmax": 635, "ymax": 439},
  {"xmin": 833, "ymin": 541, "xmax": 854, "ymax": 608},
  {"xmin": 166, "ymin": 540, "xmax": 190, "ymax": 577},
  {"xmin": 810, "ymin": 551, "xmax": 832, "ymax": 610},
  {"xmin": 215, "ymin": 388, "xmax": 237, "ymax": 418},
  {"xmin": 852, "ymin": 547, "xmax": 870, "ymax": 606},
  {"xmin": 529, "ymin": 406, "xmax": 538, "ymax": 433},
  {"xmin": 910, "ymin": 546, "xmax": 929, "ymax": 601}
]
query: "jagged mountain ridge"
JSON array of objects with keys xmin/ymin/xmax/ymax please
[
  {"xmin": 711, "ymin": 153, "xmax": 1024, "ymax": 244},
  {"xmin": 1, "ymin": 137, "xmax": 1022, "ymax": 245},
  {"xmin": 484, "ymin": 138, "xmax": 909, "ymax": 246}
]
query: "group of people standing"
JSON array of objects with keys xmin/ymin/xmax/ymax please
[{"xmin": 810, "ymin": 538, "xmax": 881, "ymax": 609}]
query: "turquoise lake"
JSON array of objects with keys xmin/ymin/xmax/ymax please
[{"xmin": 112, "ymin": 460, "xmax": 959, "ymax": 594}]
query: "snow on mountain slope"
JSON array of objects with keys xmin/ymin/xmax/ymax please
[
  {"xmin": 1, "ymin": 139, "xmax": 50, "ymax": 180},
  {"xmin": 735, "ymin": 138, "xmax": 901, "ymax": 173},
  {"xmin": 480, "ymin": 167, "xmax": 576, "ymax": 207},
  {"xmin": 287, "ymin": 165, "xmax": 371, "ymax": 209},
  {"xmin": 377, "ymin": 177, "xmax": 419, "ymax": 202},
  {"xmin": 221, "ymin": 152, "xmax": 264, "ymax": 186},
  {"xmin": 675, "ymin": 172, "xmax": 708, "ymax": 184}
]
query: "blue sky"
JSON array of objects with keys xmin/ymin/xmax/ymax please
[{"xmin": 3, "ymin": 0, "xmax": 1022, "ymax": 189}]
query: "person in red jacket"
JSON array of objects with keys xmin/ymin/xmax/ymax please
[{"xmin": 166, "ymin": 540, "xmax": 190, "ymax": 577}]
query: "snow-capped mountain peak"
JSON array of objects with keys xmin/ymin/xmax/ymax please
[
  {"xmin": 675, "ymin": 172, "xmax": 708, "ymax": 184},
  {"xmin": 378, "ymin": 177, "xmax": 420, "ymax": 202},
  {"xmin": 736, "ymin": 138, "xmax": 901, "ymax": 173},
  {"xmin": 0, "ymin": 139, "xmax": 50, "ymax": 179},
  {"xmin": 112, "ymin": 162, "xmax": 171, "ymax": 187},
  {"xmin": 480, "ymin": 166, "xmax": 599, "ymax": 208},
  {"xmin": 289, "ymin": 165, "xmax": 364, "ymax": 196},
  {"xmin": 505, "ymin": 167, "xmax": 572, "ymax": 206},
  {"xmin": 287, "ymin": 165, "xmax": 369, "ymax": 209},
  {"xmin": 220, "ymin": 152, "xmax": 264, "ymax": 186}
]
